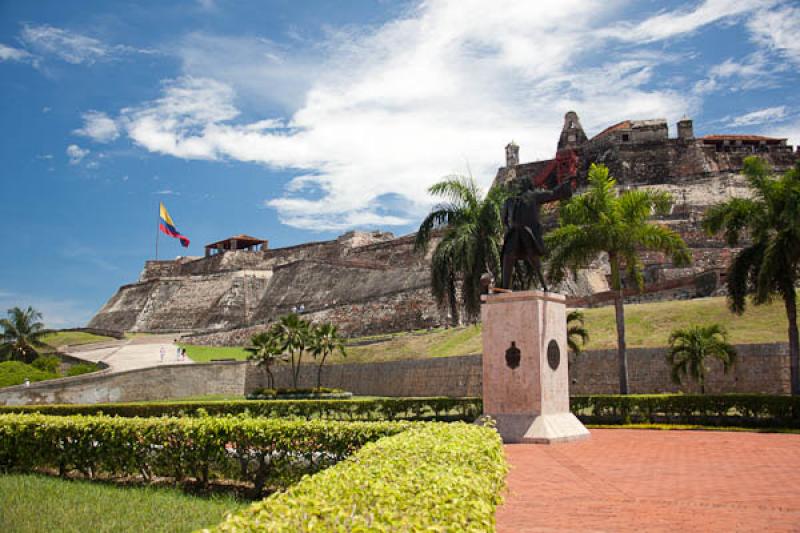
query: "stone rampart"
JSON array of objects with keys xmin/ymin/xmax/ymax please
[{"xmin": 0, "ymin": 343, "xmax": 790, "ymax": 405}]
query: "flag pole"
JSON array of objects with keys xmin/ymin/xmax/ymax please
[{"xmin": 155, "ymin": 203, "xmax": 160, "ymax": 260}]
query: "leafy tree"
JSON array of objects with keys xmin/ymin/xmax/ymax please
[
  {"xmin": 567, "ymin": 310, "xmax": 589, "ymax": 354},
  {"xmin": 415, "ymin": 176, "xmax": 508, "ymax": 323},
  {"xmin": 246, "ymin": 330, "xmax": 284, "ymax": 389},
  {"xmin": 667, "ymin": 324, "xmax": 737, "ymax": 394},
  {"xmin": 0, "ymin": 306, "xmax": 50, "ymax": 363},
  {"xmin": 546, "ymin": 164, "xmax": 691, "ymax": 393},
  {"xmin": 308, "ymin": 323, "xmax": 346, "ymax": 390},
  {"xmin": 703, "ymin": 157, "xmax": 800, "ymax": 395},
  {"xmin": 273, "ymin": 313, "xmax": 310, "ymax": 388}
]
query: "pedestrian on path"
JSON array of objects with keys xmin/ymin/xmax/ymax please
[
  {"xmin": 175, "ymin": 341, "xmax": 181, "ymax": 361},
  {"xmin": 160, "ymin": 345, "xmax": 165, "ymax": 363}
]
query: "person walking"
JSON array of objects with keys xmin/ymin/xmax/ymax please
[
  {"xmin": 175, "ymin": 341, "xmax": 181, "ymax": 361},
  {"xmin": 159, "ymin": 345, "xmax": 165, "ymax": 363}
]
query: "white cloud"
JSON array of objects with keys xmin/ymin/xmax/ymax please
[
  {"xmin": 21, "ymin": 24, "xmax": 110, "ymax": 64},
  {"xmin": 74, "ymin": 111, "xmax": 120, "ymax": 143},
  {"xmin": 603, "ymin": 0, "xmax": 764, "ymax": 43},
  {"xmin": 66, "ymin": 144, "xmax": 89, "ymax": 164},
  {"xmin": 727, "ymin": 106, "xmax": 787, "ymax": 127},
  {"xmin": 763, "ymin": 118, "xmax": 800, "ymax": 147},
  {"xmin": 153, "ymin": 189, "xmax": 181, "ymax": 196},
  {"xmin": 19, "ymin": 24, "xmax": 154, "ymax": 65},
  {"xmin": 175, "ymin": 32, "xmax": 319, "ymax": 111},
  {"xmin": 97, "ymin": 0, "xmax": 769, "ymax": 230},
  {"xmin": 0, "ymin": 43, "xmax": 31, "ymax": 62},
  {"xmin": 747, "ymin": 2, "xmax": 800, "ymax": 66},
  {"xmin": 693, "ymin": 52, "xmax": 784, "ymax": 94}
]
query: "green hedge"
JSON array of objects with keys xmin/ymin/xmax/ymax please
[
  {"xmin": 0, "ymin": 414, "xmax": 407, "ymax": 495},
  {"xmin": 0, "ymin": 397, "xmax": 481, "ymax": 422},
  {"xmin": 210, "ymin": 422, "xmax": 507, "ymax": 532},
  {"xmin": 572, "ymin": 394, "xmax": 800, "ymax": 427}
]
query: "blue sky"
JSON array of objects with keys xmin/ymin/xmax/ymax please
[{"xmin": 1, "ymin": 0, "xmax": 798, "ymax": 327}]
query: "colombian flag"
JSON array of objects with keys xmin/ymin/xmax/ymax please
[{"xmin": 159, "ymin": 202, "xmax": 190, "ymax": 248}]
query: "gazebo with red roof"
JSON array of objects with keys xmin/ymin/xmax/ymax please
[{"xmin": 204, "ymin": 234, "xmax": 268, "ymax": 257}]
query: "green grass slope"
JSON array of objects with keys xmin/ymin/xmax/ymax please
[
  {"xmin": 0, "ymin": 474, "xmax": 245, "ymax": 533},
  {"xmin": 41, "ymin": 331, "xmax": 114, "ymax": 350},
  {"xmin": 0, "ymin": 361, "xmax": 58, "ymax": 388},
  {"xmin": 183, "ymin": 294, "xmax": 796, "ymax": 364}
]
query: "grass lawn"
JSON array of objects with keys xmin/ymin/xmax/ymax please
[
  {"xmin": 41, "ymin": 331, "xmax": 114, "ymax": 350},
  {"xmin": 579, "ymin": 294, "xmax": 795, "ymax": 350},
  {"xmin": 182, "ymin": 294, "xmax": 797, "ymax": 364},
  {"xmin": 0, "ymin": 474, "xmax": 246, "ymax": 533},
  {"xmin": 0, "ymin": 361, "xmax": 57, "ymax": 388},
  {"xmin": 183, "ymin": 344, "xmax": 250, "ymax": 362}
]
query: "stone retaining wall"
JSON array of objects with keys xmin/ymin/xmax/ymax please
[
  {"xmin": 0, "ymin": 362, "xmax": 247, "ymax": 406},
  {"xmin": 0, "ymin": 343, "xmax": 790, "ymax": 405}
]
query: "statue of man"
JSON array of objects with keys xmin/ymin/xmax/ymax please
[{"xmin": 500, "ymin": 179, "xmax": 573, "ymax": 291}]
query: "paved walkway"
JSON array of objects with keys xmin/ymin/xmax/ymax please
[
  {"xmin": 497, "ymin": 429, "xmax": 800, "ymax": 532},
  {"xmin": 64, "ymin": 335, "xmax": 194, "ymax": 372}
]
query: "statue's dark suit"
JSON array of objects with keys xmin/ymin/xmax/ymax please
[{"xmin": 500, "ymin": 181, "xmax": 572, "ymax": 291}]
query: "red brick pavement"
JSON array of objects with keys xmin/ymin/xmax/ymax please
[{"xmin": 496, "ymin": 429, "xmax": 800, "ymax": 532}]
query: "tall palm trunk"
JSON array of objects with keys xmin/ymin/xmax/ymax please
[
  {"xmin": 784, "ymin": 288, "xmax": 800, "ymax": 395},
  {"xmin": 609, "ymin": 253, "xmax": 629, "ymax": 394},
  {"xmin": 448, "ymin": 276, "xmax": 460, "ymax": 327},
  {"xmin": 614, "ymin": 292, "xmax": 629, "ymax": 394},
  {"xmin": 317, "ymin": 354, "xmax": 327, "ymax": 390}
]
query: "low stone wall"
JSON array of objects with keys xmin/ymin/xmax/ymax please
[
  {"xmin": 0, "ymin": 343, "xmax": 790, "ymax": 405},
  {"xmin": 260, "ymin": 355, "xmax": 483, "ymax": 397},
  {"xmin": 0, "ymin": 362, "xmax": 247, "ymax": 405},
  {"xmin": 569, "ymin": 342, "xmax": 790, "ymax": 395}
]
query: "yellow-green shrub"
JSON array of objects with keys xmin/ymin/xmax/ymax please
[{"xmin": 210, "ymin": 422, "xmax": 507, "ymax": 532}]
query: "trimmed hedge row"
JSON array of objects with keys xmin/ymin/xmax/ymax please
[
  {"xmin": 3, "ymin": 394, "xmax": 796, "ymax": 427},
  {"xmin": 572, "ymin": 394, "xmax": 800, "ymax": 427},
  {"xmin": 0, "ymin": 414, "xmax": 408, "ymax": 495},
  {"xmin": 210, "ymin": 422, "xmax": 507, "ymax": 532},
  {"xmin": 0, "ymin": 397, "xmax": 481, "ymax": 422}
]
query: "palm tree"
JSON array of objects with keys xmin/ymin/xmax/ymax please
[
  {"xmin": 667, "ymin": 324, "xmax": 737, "ymax": 394},
  {"xmin": 246, "ymin": 330, "xmax": 284, "ymax": 389},
  {"xmin": 546, "ymin": 164, "xmax": 691, "ymax": 394},
  {"xmin": 703, "ymin": 157, "xmax": 800, "ymax": 395},
  {"xmin": 415, "ymin": 176, "xmax": 508, "ymax": 322},
  {"xmin": 273, "ymin": 313, "xmax": 310, "ymax": 388},
  {"xmin": 0, "ymin": 306, "xmax": 50, "ymax": 363},
  {"xmin": 308, "ymin": 323, "xmax": 346, "ymax": 390},
  {"xmin": 567, "ymin": 310, "xmax": 589, "ymax": 354}
]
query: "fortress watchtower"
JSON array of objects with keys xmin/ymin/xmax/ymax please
[{"xmin": 557, "ymin": 111, "xmax": 588, "ymax": 151}]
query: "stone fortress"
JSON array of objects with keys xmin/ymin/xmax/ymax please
[{"xmin": 89, "ymin": 112, "xmax": 798, "ymax": 341}]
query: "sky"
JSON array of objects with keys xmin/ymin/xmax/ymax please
[{"xmin": 0, "ymin": 0, "xmax": 798, "ymax": 328}]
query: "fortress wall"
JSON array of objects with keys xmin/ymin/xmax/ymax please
[
  {"xmin": 0, "ymin": 343, "xmax": 789, "ymax": 405},
  {"xmin": 188, "ymin": 285, "xmax": 447, "ymax": 346},
  {"xmin": 88, "ymin": 281, "xmax": 158, "ymax": 332},
  {"xmin": 251, "ymin": 260, "xmax": 432, "ymax": 323}
]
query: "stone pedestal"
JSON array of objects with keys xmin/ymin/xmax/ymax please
[{"xmin": 481, "ymin": 290, "xmax": 589, "ymax": 444}]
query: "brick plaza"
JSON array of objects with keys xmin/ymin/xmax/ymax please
[{"xmin": 497, "ymin": 429, "xmax": 800, "ymax": 532}]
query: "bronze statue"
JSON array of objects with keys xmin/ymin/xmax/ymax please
[{"xmin": 500, "ymin": 179, "xmax": 573, "ymax": 291}]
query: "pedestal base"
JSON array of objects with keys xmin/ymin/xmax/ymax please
[{"xmin": 489, "ymin": 412, "xmax": 590, "ymax": 444}]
